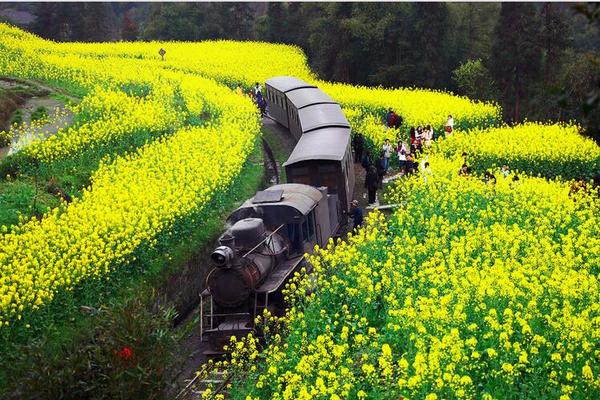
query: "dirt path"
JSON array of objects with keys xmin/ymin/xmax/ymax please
[
  {"xmin": 7, "ymin": 98, "xmax": 75, "ymax": 155},
  {"xmin": 0, "ymin": 78, "xmax": 77, "ymax": 158}
]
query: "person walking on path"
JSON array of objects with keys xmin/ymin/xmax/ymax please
[
  {"xmin": 365, "ymin": 165, "xmax": 379, "ymax": 205},
  {"xmin": 396, "ymin": 140, "xmax": 408, "ymax": 175},
  {"xmin": 385, "ymin": 108, "xmax": 393, "ymax": 127},
  {"xmin": 348, "ymin": 200, "xmax": 364, "ymax": 230},
  {"xmin": 353, "ymin": 133, "xmax": 365, "ymax": 163},
  {"xmin": 254, "ymin": 82, "xmax": 262, "ymax": 96},
  {"xmin": 382, "ymin": 139, "xmax": 392, "ymax": 172}
]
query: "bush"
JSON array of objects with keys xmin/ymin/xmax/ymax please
[
  {"xmin": 9, "ymin": 109, "xmax": 23, "ymax": 126},
  {"xmin": 5, "ymin": 298, "xmax": 177, "ymax": 400},
  {"xmin": 30, "ymin": 106, "xmax": 48, "ymax": 122}
]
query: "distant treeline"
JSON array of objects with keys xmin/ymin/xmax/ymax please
[{"xmin": 4, "ymin": 2, "xmax": 599, "ymax": 140}]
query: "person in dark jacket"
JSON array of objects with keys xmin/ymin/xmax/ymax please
[
  {"xmin": 405, "ymin": 154, "xmax": 418, "ymax": 175},
  {"xmin": 353, "ymin": 133, "xmax": 364, "ymax": 163},
  {"xmin": 385, "ymin": 108, "xmax": 393, "ymax": 126},
  {"xmin": 361, "ymin": 151, "xmax": 372, "ymax": 171},
  {"xmin": 365, "ymin": 165, "xmax": 379, "ymax": 205},
  {"xmin": 348, "ymin": 199, "xmax": 364, "ymax": 229},
  {"xmin": 376, "ymin": 152, "xmax": 386, "ymax": 188}
]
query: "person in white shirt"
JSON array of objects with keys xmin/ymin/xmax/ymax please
[
  {"xmin": 396, "ymin": 140, "xmax": 408, "ymax": 174},
  {"xmin": 424, "ymin": 124, "xmax": 433, "ymax": 147},
  {"xmin": 445, "ymin": 115, "xmax": 454, "ymax": 135}
]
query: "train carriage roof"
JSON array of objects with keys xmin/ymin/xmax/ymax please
[
  {"xmin": 228, "ymin": 184, "xmax": 322, "ymax": 223},
  {"xmin": 285, "ymin": 87, "xmax": 336, "ymax": 109},
  {"xmin": 265, "ymin": 76, "xmax": 316, "ymax": 93},
  {"xmin": 298, "ymin": 103, "xmax": 350, "ymax": 133},
  {"xmin": 283, "ymin": 127, "xmax": 351, "ymax": 166}
]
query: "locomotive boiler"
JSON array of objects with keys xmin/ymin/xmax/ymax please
[{"xmin": 207, "ymin": 218, "xmax": 289, "ymax": 309}]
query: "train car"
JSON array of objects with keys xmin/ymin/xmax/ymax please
[
  {"xmin": 284, "ymin": 87, "xmax": 338, "ymax": 140},
  {"xmin": 200, "ymin": 184, "xmax": 337, "ymax": 352},
  {"xmin": 265, "ymin": 76, "xmax": 315, "ymax": 129},
  {"xmin": 283, "ymin": 127, "xmax": 355, "ymax": 220}
]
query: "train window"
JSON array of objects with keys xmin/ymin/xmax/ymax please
[
  {"xmin": 316, "ymin": 170, "xmax": 338, "ymax": 194},
  {"xmin": 318, "ymin": 164, "xmax": 337, "ymax": 173},
  {"xmin": 287, "ymin": 223, "xmax": 301, "ymax": 251},
  {"xmin": 301, "ymin": 216, "xmax": 315, "ymax": 242},
  {"xmin": 346, "ymin": 153, "xmax": 351, "ymax": 174},
  {"xmin": 291, "ymin": 166, "xmax": 309, "ymax": 176},
  {"xmin": 292, "ymin": 175, "xmax": 312, "ymax": 186}
]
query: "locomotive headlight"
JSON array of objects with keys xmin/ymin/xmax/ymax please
[{"xmin": 211, "ymin": 246, "xmax": 235, "ymax": 267}]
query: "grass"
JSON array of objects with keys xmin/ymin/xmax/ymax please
[
  {"xmin": 30, "ymin": 106, "xmax": 48, "ymax": 122},
  {"xmin": 49, "ymin": 92, "xmax": 78, "ymax": 107},
  {"xmin": 9, "ymin": 108, "xmax": 23, "ymax": 125},
  {"xmin": 0, "ymin": 177, "xmax": 61, "ymax": 226},
  {"xmin": 0, "ymin": 138, "xmax": 266, "ymax": 398},
  {"xmin": 261, "ymin": 126, "xmax": 290, "ymax": 182}
]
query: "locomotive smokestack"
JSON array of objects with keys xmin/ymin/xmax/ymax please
[{"xmin": 219, "ymin": 232, "xmax": 235, "ymax": 249}]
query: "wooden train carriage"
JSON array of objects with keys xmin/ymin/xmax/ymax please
[
  {"xmin": 285, "ymin": 87, "xmax": 338, "ymax": 140},
  {"xmin": 283, "ymin": 127, "xmax": 355, "ymax": 230},
  {"xmin": 265, "ymin": 76, "xmax": 315, "ymax": 129}
]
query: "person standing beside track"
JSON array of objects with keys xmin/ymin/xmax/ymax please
[
  {"xmin": 382, "ymin": 138, "xmax": 392, "ymax": 172},
  {"xmin": 353, "ymin": 133, "xmax": 365, "ymax": 163},
  {"xmin": 349, "ymin": 200, "xmax": 364, "ymax": 229},
  {"xmin": 365, "ymin": 165, "xmax": 379, "ymax": 205}
]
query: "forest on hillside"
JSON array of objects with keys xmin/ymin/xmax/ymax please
[{"xmin": 2, "ymin": 2, "xmax": 598, "ymax": 140}]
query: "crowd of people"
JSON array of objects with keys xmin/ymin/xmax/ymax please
[
  {"xmin": 347, "ymin": 111, "xmax": 524, "ymax": 231},
  {"xmin": 352, "ymin": 112, "xmax": 456, "ymax": 208}
]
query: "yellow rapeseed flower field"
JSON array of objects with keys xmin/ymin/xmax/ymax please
[
  {"xmin": 1, "ymin": 23, "xmax": 599, "ymax": 400},
  {"xmin": 1, "ymin": 23, "xmax": 501, "ymax": 158},
  {"xmin": 0, "ymin": 24, "xmax": 261, "ymax": 327},
  {"xmin": 228, "ymin": 157, "xmax": 600, "ymax": 399},
  {"xmin": 431, "ymin": 123, "xmax": 600, "ymax": 180}
]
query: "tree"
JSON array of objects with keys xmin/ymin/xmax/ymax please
[
  {"xmin": 452, "ymin": 59, "xmax": 498, "ymax": 101},
  {"xmin": 264, "ymin": 3, "xmax": 288, "ymax": 43},
  {"xmin": 540, "ymin": 3, "xmax": 571, "ymax": 85},
  {"xmin": 412, "ymin": 2, "xmax": 451, "ymax": 88},
  {"xmin": 121, "ymin": 11, "xmax": 138, "ymax": 41},
  {"xmin": 221, "ymin": 3, "xmax": 254, "ymax": 41},
  {"xmin": 32, "ymin": 3, "xmax": 117, "ymax": 42},
  {"xmin": 81, "ymin": 3, "xmax": 117, "ymax": 42},
  {"xmin": 491, "ymin": 3, "xmax": 543, "ymax": 122}
]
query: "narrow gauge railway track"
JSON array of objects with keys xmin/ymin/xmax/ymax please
[
  {"xmin": 177, "ymin": 367, "xmax": 229, "ymax": 399},
  {"xmin": 178, "ymin": 76, "xmax": 356, "ymax": 399}
]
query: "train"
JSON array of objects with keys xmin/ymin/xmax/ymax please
[{"xmin": 200, "ymin": 77, "xmax": 355, "ymax": 353}]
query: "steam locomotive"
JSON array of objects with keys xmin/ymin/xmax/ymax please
[{"xmin": 200, "ymin": 77, "xmax": 355, "ymax": 353}]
